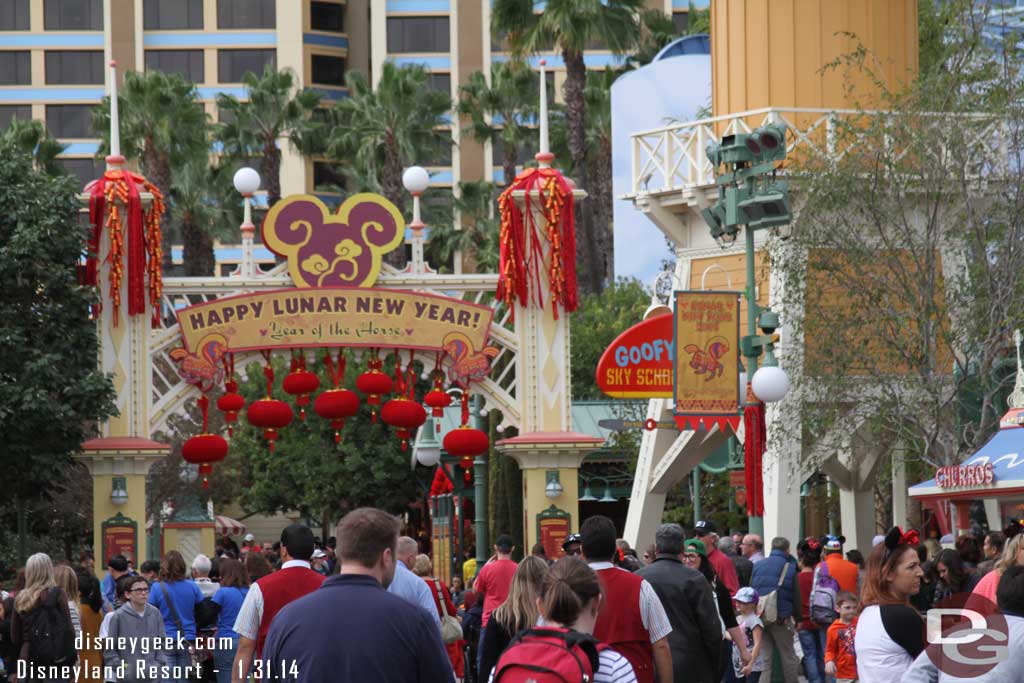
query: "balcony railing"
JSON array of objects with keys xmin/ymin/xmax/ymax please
[{"xmin": 625, "ymin": 107, "xmax": 1015, "ymax": 199}]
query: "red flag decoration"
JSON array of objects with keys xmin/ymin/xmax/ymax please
[
  {"xmin": 85, "ymin": 169, "xmax": 164, "ymax": 327},
  {"xmin": 673, "ymin": 291, "xmax": 741, "ymax": 432},
  {"xmin": 496, "ymin": 167, "xmax": 578, "ymax": 318},
  {"xmin": 742, "ymin": 386, "xmax": 766, "ymax": 517}
]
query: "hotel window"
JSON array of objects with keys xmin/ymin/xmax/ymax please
[
  {"xmin": 46, "ymin": 104, "xmax": 94, "ymax": 138},
  {"xmin": 218, "ymin": 49, "xmax": 276, "ymax": 83},
  {"xmin": 310, "ymin": 1, "xmax": 343, "ymax": 33},
  {"xmin": 422, "ymin": 139, "xmax": 453, "ymax": 167},
  {"xmin": 145, "ymin": 50, "xmax": 205, "ymax": 82},
  {"xmin": 217, "ymin": 0, "xmax": 275, "ymax": 29},
  {"xmin": 311, "ymin": 54, "xmax": 345, "ymax": 87},
  {"xmin": 0, "ymin": 0, "xmax": 29, "ymax": 30},
  {"xmin": 0, "ymin": 104, "xmax": 31, "ymax": 129},
  {"xmin": 672, "ymin": 11, "xmax": 688, "ymax": 33},
  {"xmin": 45, "ymin": 50, "xmax": 103, "ymax": 84},
  {"xmin": 0, "ymin": 51, "xmax": 31, "ymax": 85},
  {"xmin": 59, "ymin": 157, "xmax": 104, "ymax": 187},
  {"xmin": 43, "ymin": 0, "xmax": 102, "ymax": 30},
  {"xmin": 427, "ymin": 73, "xmax": 450, "ymax": 94},
  {"xmin": 386, "ymin": 17, "xmax": 449, "ymax": 53},
  {"xmin": 313, "ymin": 161, "xmax": 346, "ymax": 193},
  {"xmin": 143, "ymin": 0, "xmax": 203, "ymax": 30}
]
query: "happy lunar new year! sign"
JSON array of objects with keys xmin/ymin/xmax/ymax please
[{"xmin": 176, "ymin": 287, "xmax": 494, "ymax": 354}]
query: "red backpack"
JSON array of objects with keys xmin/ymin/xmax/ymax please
[{"xmin": 493, "ymin": 627, "xmax": 605, "ymax": 683}]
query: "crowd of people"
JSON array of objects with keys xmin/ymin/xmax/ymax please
[{"xmin": 1, "ymin": 514, "xmax": 1023, "ymax": 682}]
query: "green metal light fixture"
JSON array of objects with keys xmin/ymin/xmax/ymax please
[
  {"xmin": 599, "ymin": 484, "xmax": 618, "ymax": 503},
  {"xmin": 579, "ymin": 483, "xmax": 598, "ymax": 502}
]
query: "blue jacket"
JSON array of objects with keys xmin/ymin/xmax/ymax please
[{"xmin": 750, "ymin": 549, "xmax": 800, "ymax": 620}]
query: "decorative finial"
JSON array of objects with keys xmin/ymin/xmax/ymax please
[
  {"xmin": 535, "ymin": 59, "xmax": 553, "ymax": 168},
  {"xmin": 1010, "ymin": 329, "xmax": 1024, "ymax": 410},
  {"xmin": 107, "ymin": 61, "xmax": 123, "ymax": 168}
]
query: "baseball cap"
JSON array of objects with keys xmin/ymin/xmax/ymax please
[
  {"xmin": 562, "ymin": 533, "xmax": 582, "ymax": 551},
  {"xmin": 694, "ymin": 520, "xmax": 718, "ymax": 536},
  {"xmin": 495, "ymin": 534, "xmax": 515, "ymax": 552},
  {"xmin": 684, "ymin": 538, "xmax": 707, "ymax": 557},
  {"xmin": 312, "ymin": 549, "xmax": 327, "ymax": 560},
  {"xmin": 243, "ymin": 533, "xmax": 255, "ymax": 542},
  {"xmin": 824, "ymin": 536, "xmax": 842, "ymax": 552},
  {"xmin": 734, "ymin": 587, "xmax": 759, "ymax": 604}
]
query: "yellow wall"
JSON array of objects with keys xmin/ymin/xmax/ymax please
[
  {"xmin": 688, "ymin": 252, "xmax": 770, "ymax": 328},
  {"xmin": 161, "ymin": 526, "xmax": 216, "ymax": 567},
  {"xmin": 522, "ymin": 467, "xmax": 580, "ymax": 552},
  {"xmin": 92, "ymin": 474, "xmax": 149, "ymax": 568},
  {"xmin": 711, "ymin": 0, "xmax": 919, "ymax": 117}
]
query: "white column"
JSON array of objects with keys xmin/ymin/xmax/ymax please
[
  {"xmin": 892, "ymin": 448, "xmax": 908, "ymax": 531},
  {"xmin": 839, "ymin": 487, "xmax": 876, "ymax": 553}
]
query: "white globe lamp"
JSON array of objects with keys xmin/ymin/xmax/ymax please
[
  {"xmin": 415, "ymin": 445, "xmax": 442, "ymax": 467},
  {"xmin": 233, "ymin": 167, "xmax": 260, "ymax": 196},
  {"xmin": 751, "ymin": 365, "xmax": 790, "ymax": 403},
  {"xmin": 402, "ymin": 166, "xmax": 430, "ymax": 195}
]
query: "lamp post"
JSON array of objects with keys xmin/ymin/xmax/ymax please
[
  {"xmin": 402, "ymin": 166, "xmax": 434, "ymax": 275},
  {"xmin": 703, "ymin": 123, "xmax": 793, "ymax": 537},
  {"xmin": 232, "ymin": 167, "xmax": 261, "ymax": 278},
  {"xmin": 472, "ymin": 394, "xmax": 488, "ymax": 574}
]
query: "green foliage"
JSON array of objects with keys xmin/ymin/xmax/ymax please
[
  {"xmin": 93, "ymin": 70, "xmax": 208, "ymax": 189},
  {"xmin": 457, "ymin": 61, "xmax": 538, "ymax": 187},
  {"xmin": 778, "ymin": 16, "xmax": 1024, "ymax": 469},
  {"xmin": 323, "ymin": 64, "xmax": 452, "ymax": 212},
  {"xmin": 0, "ymin": 137, "xmax": 117, "ymax": 501},
  {"xmin": 215, "ymin": 66, "xmax": 321, "ymax": 207},
  {"xmin": 425, "ymin": 181, "xmax": 500, "ymax": 274},
  {"xmin": 663, "ymin": 470, "xmax": 746, "ymax": 536},
  {"xmin": 493, "ymin": 0, "xmax": 644, "ymax": 294},
  {"xmin": 1, "ymin": 119, "xmax": 68, "ymax": 176},
  {"xmin": 220, "ymin": 355, "xmax": 432, "ymax": 525},
  {"xmin": 570, "ymin": 278, "xmax": 650, "ymax": 401},
  {"xmin": 93, "ymin": 69, "xmax": 211, "ymax": 273},
  {"xmin": 492, "ymin": 0, "xmax": 645, "ymax": 60}
]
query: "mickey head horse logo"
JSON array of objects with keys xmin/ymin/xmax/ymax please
[
  {"xmin": 262, "ymin": 193, "xmax": 405, "ymax": 288},
  {"xmin": 684, "ymin": 336, "xmax": 729, "ymax": 381}
]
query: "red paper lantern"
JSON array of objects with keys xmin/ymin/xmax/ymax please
[
  {"xmin": 247, "ymin": 398, "xmax": 294, "ymax": 451},
  {"xmin": 183, "ymin": 433, "xmax": 228, "ymax": 489},
  {"xmin": 216, "ymin": 380, "xmax": 245, "ymax": 436},
  {"xmin": 423, "ymin": 385, "xmax": 452, "ymax": 433},
  {"xmin": 381, "ymin": 397, "xmax": 427, "ymax": 451},
  {"xmin": 356, "ymin": 358, "xmax": 393, "ymax": 422},
  {"xmin": 445, "ymin": 425, "xmax": 489, "ymax": 479},
  {"xmin": 282, "ymin": 368, "xmax": 320, "ymax": 420},
  {"xmin": 314, "ymin": 388, "xmax": 360, "ymax": 443}
]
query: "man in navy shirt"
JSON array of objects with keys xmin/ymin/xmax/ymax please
[{"xmin": 262, "ymin": 508, "xmax": 454, "ymax": 683}]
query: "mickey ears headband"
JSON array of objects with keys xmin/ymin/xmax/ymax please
[{"xmin": 884, "ymin": 526, "xmax": 920, "ymax": 550}]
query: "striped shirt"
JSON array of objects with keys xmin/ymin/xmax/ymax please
[
  {"xmin": 588, "ymin": 562, "xmax": 673, "ymax": 642},
  {"xmin": 488, "ymin": 649, "xmax": 637, "ymax": 683}
]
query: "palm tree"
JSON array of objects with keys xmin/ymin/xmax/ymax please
[
  {"xmin": 326, "ymin": 63, "xmax": 451, "ymax": 212},
  {"xmin": 215, "ymin": 65, "xmax": 321, "ymax": 208},
  {"xmin": 324, "ymin": 63, "xmax": 451, "ymax": 267},
  {"xmin": 93, "ymin": 70, "xmax": 209, "ymax": 270},
  {"xmin": 1, "ymin": 119, "xmax": 67, "ymax": 176},
  {"xmin": 424, "ymin": 181, "xmax": 500, "ymax": 273},
  {"xmin": 457, "ymin": 60, "xmax": 537, "ymax": 187},
  {"xmin": 93, "ymin": 70, "xmax": 208, "ymax": 207},
  {"xmin": 492, "ymin": 0, "xmax": 643, "ymax": 294},
  {"xmin": 170, "ymin": 159, "xmax": 241, "ymax": 276},
  {"xmin": 553, "ymin": 70, "xmax": 616, "ymax": 283}
]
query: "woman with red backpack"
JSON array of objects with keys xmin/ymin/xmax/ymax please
[
  {"xmin": 10, "ymin": 553, "xmax": 76, "ymax": 682},
  {"xmin": 491, "ymin": 557, "xmax": 637, "ymax": 683}
]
